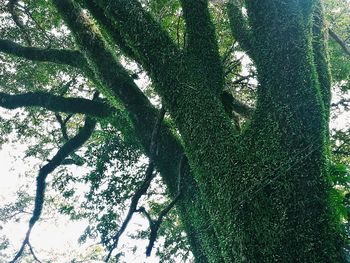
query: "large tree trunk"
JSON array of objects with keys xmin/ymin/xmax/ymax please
[
  {"xmin": 52, "ymin": 0, "xmax": 343, "ymax": 262},
  {"xmin": 234, "ymin": 2, "xmax": 341, "ymax": 261}
]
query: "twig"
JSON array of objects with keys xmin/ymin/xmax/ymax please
[
  {"xmin": 331, "ymin": 98, "xmax": 350, "ymax": 108},
  {"xmin": 104, "ymin": 107, "xmax": 166, "ymax": 262},
  {"xmin": 27, "ymin": 241, "xmax": 43, "ymax": 263},
  {"xmin": 224, "ymin": 55, "xmax": 244, "ymax": 77},
  {"xmin": 55, "ymin": 113, "xmax": 71, "ymax": 141},
  {"xmin": 221, "ymin": 41, "xmax": 237, "ymax": 65}
]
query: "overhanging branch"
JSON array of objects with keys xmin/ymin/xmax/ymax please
[
  {"xmin": 0, "ymin": 91, "xmax": 113, "ymax": 118},
  {"xmin": 0, "ymin": 39, "xmax": 87, "ymax": 69}
]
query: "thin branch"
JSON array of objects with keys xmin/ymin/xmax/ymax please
[
  {"xmin": 55, "ymin": 113, "xmax": 70, "ymax": 141},
  {"xmin": 14, "ymin": 1, "xmax": 52, "ymax": 48},
  {"xmin": 231, "ymin": 75, "xmax": 251, "ymax": 85},
  {"xmin": 105, "ymin": 108, "xmax": 166, "ymax": 262},
  {"xmin": 222, "ymin": 41, "xmax": 237, "ymax": 65},
  {"xmin": 0, "ymin": 209, "xmax": 31, "ymax": 222},
  {"xmin": 0, "ymin": 91, "xmax": 113, "ymax": 118},
  {"xmin": 9, "ymin": 117, "xmax": 96, "ymax": 263},
  {"xmin": 224, "ymin": 56, "xmax": 244, "ymax": 77},
  {"xmin": 145, "ymin": 192, "xmax": 181, "ymax": 257},
  {"xmin": 55, "ymin": 113, "xmax": 86, "ymax": 166},
  {"xmin": 27, "ymin": 241, "xmax": 43, "ymax": 263},
  {"xmin": 9, "ymin": 227, "xmax": 32, "ymax": 263},
  {"xmin": 329, "ymin": 28, "xmax": 350, "ymax": 58},
  {"xmin": 333, "ymin": 149, "xmax": 350, "ymax": 156},
  {"xmin": 331, "ymin": 98, "xmax": 350, "ymax": 108}
]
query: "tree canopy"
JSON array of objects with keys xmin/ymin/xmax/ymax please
[{"xmin": 0, "ymin": 0, "xmax": 350, "ymax": 262}]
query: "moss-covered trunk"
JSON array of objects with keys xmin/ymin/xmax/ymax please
[
  {"xmin": 53, "ymin": 0, "xmax": 343, "ymax": 262},
  {"xmin": 208, "ymin": 1, "xmax": 341, "ymax": 262}
]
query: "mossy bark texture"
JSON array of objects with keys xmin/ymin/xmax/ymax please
[{"xmin": 52, "ymin": 0, "xmax": 342, "ymax": 262}]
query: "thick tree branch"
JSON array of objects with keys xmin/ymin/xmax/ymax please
[
  {"xmin": 53, "ymin": 1, "xmax": 222, "ymax": 261},
  {"xmin": 10, "ymin": 117, "xmax": 96, "ymax": 263},
  {"xmin": 227, "ymin": 1, "xmax": 255, "ymax": 60},
  {"xmin": 91, "ymin": 0, "xmax": 181, "ymax": 74},
  {"xmin": 52, "ymin": 0, "xmax": 159, "ymax": 132},
  {"xmin": 0, "ymin": 91, "xmax": 113, "ymax": 118},
  {"xmin": 105, "ymin": 108, "xmax": 166, "ymax": 262},
  {"xmin": 82, "ymin": 2, "xmax": 138, "ymax": 62},
  {"xmin": 180, "ymin": 0, "xmax": 224, "ymax": 94},
  {"xmin": 329, "ymin": 28, "xmax": 350, "ymax": 58},
  {"xmin": 0, "ymin": 39, "xmax": 87, "ymax": 69}
]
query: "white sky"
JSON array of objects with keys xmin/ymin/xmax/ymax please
[{"xmin": 0, "ymin": 135, "xmax": 162, "ymax": 263}]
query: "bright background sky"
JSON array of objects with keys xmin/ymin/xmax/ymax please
[{"xmin": 0, "ymin": 128, "xmax": 162, "ymax": 262}]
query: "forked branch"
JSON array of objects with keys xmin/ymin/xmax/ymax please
[
  {"xmin": 9, "ymin": 117, "xmax": 96, "ymax": 263},
  {"xmin": 137, "ymin": 156, "xmax": 184, "ymax": 257},
  {"xmin": 105, "ymin": 108, "xmax": 166, "ymax": 262}
]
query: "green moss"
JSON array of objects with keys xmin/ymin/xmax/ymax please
[{"xmin": 53, "ymin": 0, "xmax": 343, "ymax": 262}]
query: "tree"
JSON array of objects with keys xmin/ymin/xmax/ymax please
[{"xmin": 0, "ymin": 0, "xmax": 350, "ymax": 262}]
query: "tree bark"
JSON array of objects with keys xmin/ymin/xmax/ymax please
[{"xmin": 48, "ymin": 0, "xmax": 343, "ymax": 262}]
